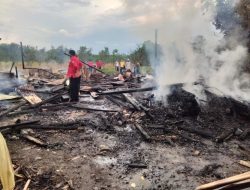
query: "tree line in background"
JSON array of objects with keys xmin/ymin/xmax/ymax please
[
  {"xmin": 0, "ymin": 41, "xmax": 158, "ymax": 66},
  {"xmin": 0, "ymin": 43, "xmax": 126, "ymax": 64}
]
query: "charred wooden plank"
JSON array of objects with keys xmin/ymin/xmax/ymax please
[
  {"xmin": 7, "ymin": 109, "xmax": 37, "ymax": 117},
  {"xmin": 31, "ymin": 92, "xmax": 66, "ymax": 108},
  {"xmin": 21, "ymin": 134, "xmax": 47, "ymax": 147},
  {"xmin": 127, "ymin": 163, "xmax": 147, "ymax": 169},
  {"xmin": 17, "ymin": 88, "xmax": 53, "ymax": 94},
  {"xmin": 239, "ymin": 129, "xmax": 250, "ymax": 140},
  {"xmin": 106, "ymin": 95, "xmax": 130, "ymax": 108},
  {"xmin": 0, "ymin": 101, "xmax": 27, "ymax": 118},
  {"xmin": 123, "ymin": 93, "xmax": 141, "ymax": 110},
  {"xmin": 164, "ymin": 128, "xmax": 199, "ymax": 143},
  {"xmin": 98, "ymin": 86, "xmax": 157, "ymax": 95},
  {"xmin": 177, "ymin": 125, "xmax": 214, "ymax": 139},
  {"xmin": 216, "ymin": 128, "xmax": 236, "ymax": 143},
  {"xmin": 123, "ymin": 93, "xmax": 154, "ymax": 119},
  {"xmin": 238, "ymin": 144, "xmax": 250, "ymax": 153},
  {"xmin": 134, "ymin": 123, "xmax": 151, "ymax": 141},
  {"xmin": 71, "ymin": 104, "xmax": 121, "ymax": 112},
  {"xmin": 51, "ymin": 85, "xmax": 65, "ymax": 93},
  {"xmin": 0, "ymin": 120, "xmax": 40, "ymax": 130},
  {"xmin": 14, "ymin": 125, "xmax": 78, "ymax": 131}
]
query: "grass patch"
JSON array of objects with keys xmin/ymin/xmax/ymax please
[
  {"xmin": 101, "ymin": 63, "xmax": 116, "ymax": 75},
  {"xmin": 101, "ymin": 63, "xmax": 153, "ymax": 75}
]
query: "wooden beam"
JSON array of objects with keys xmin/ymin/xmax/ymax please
[
  {"xmin": 239, "ymin": 160, "xmax": 250, "ymax": 168},
  {"xmin": 21, "ymin": 134, "xmax": 47, "ymax": 147},
  {"xmin": 134, "ymin": 123, "xmax": 151, "ymax": 141},
  {"xmin": 97, "ymin": 86, "xmax": 157, "ymax": 95},
  {"xmin": 0, "ymin": 120, "xmax": 40, "ymax": 130},
  {"xmin": 0, "ymin": 101, "xmax": 27, "ymax": 118},
  {"xmin": 71, "ymin": 104, "xmax": 121, "ymax": 112},
  {"xmin": 196, "ymin": 171, "xmax": 250, "ymax": 190},
  {"xmin": 177, "ymin": 125, "xmax": 214, "ymax": 139}
]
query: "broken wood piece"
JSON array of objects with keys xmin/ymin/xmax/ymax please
[
  {"xmin": 239, "ymin": 129, "xmax": 250, "ymax": 140},
  {"xmin": 50, "ymin": 85, "xmax": 65, "ymax": 93},
  {"xmin": 0, "ymin": 101, "xmax": 27, "ymax": 118},
  {"xmin": 10, "ymin": 125, "xmax": 78, "ymax": 131},
  {"xmin": 123, "ymin": 93, "xmax": 153, "ymax": 119},
  {"xmin": 17, "ymin": 85, "xmax": 42, "ymax": 104},
  {"xmin": 106, "ymin": 95, "xmax": 133, "ymax": 109},
  {"xmin": 239, "ymin": 160, "xmax": 250, "ymax": 168},
  {"xmin": 134, "ymin": 123, "xmax": 151, "ymax": 141},
  {"xmin": 23, "ymin": 179, "xmax": 31, "ymax": 190},
  {"xmin": 98, "ymin": 86, "xmax": 157, "ymax": 95},
  {"xmin": 17, "ymin": 88, "xmax": 53, "ymax": 95},
  {"xmin": 46, "ymin": 79, "xmax": 65, "ymax": 86},
  {"xmin": 21, "ymin": 134, "xmax": 47, "ymax": 147},
  {"xmin": 90, "ymin": 91, "xmax": 99, "ymax": 99},
  {"xmin": 177, "ymin": 125, "xmax": 214, "ymax": 139},
  {"xmin": 216, "ymin": 178, "xmax": 250, "ymax": 190},
  {"xmin": 31, "ymin": 92, "xmax": 67, "ymax": 108},
  {"xmin": 164, "ymin": 128, "xmax": 200, "ymax": 143},
  {"xmin": 216, "ymin": 128, "xmax": 236, "ymax": 143},
  {"xmin": 80, "ymin": 86, "xmax": 93, "ymax": 92},
  {"xmin": 0, "ymin": 120, "xmax": 40, "ymax": 130},
  {"xmin": 238, "ymin": 144, "xmax": 250, "ymax": 154},
  {"xmin": 151, "ymin": 135, "xmax": 175, "ymax": 145},
  {"xmin": 0, "ymin": 93, "xmax": 21, "ymax": 101},
  {"xmin": 71, "ymin": 104, "xmax": 120, "ymax": 112},
  {"xmin": 123, "ymin": 93, "xmax": 141, "ymax": 110},
  {"xmin": 128, "ymin": 163, "xmax": 147, "ymax": 169},
  {"xmin": 195, "ymin": 171, "xmax": 250, "ymax": 190}
]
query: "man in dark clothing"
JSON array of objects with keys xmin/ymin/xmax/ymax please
[{"xmin": 64, "ymin": 50, "xmax": 83, "ymax": 102}]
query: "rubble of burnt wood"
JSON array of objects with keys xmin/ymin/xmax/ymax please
[
  {"xmin": 1, "ymin": 67, "xmax": 250, "ymax": 189},
  {"xmin": 1, "ymin": 67, "xmax": 250, "ymax": 146},
  {"xmin": 136, "ymin": 84, "xmax": 250, "ymax": 146}
]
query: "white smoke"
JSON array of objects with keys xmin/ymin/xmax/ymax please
[{"xmin": 123, "ymin": 0, "xmax": 249, "ymax": 101}]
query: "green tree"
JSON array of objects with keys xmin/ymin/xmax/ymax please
[
  {"xmin": 112, "ymin": 49, "xmax": 118, "ymax": 63},
  {"xmin": 78, "ymin": 46, "xmax": 92, "ymax": 61},
  {"xmin": 24, "ymin": 46, "xmax": 37, "ymax": 62},
  {"xmin": 98, "ymin": 47, "xmax": 110, "ymax": 62}
]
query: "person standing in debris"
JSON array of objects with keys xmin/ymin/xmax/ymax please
[
  {"xmin": 125, "ymin": 59, "xmax": 131, "ymax": 70},
  {"xmin": 64, "ymin": 50, "xmax": 83, "ymax": 102},
  {"xmin": 115, "ymin": 60, "xmax": 119, "ymax": 72},
  {"xmin": 120, "ymin": 60, "xmax": 126, "ymax": 74},
  {"xmin": 96, "ymin": 60, "xmax": 103, "ymax": 70},
  {"xmin": 134, "ymin": 62, "xmax": 141, "ymax": 75}
]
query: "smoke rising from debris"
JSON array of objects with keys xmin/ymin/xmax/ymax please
[{"xmin": 124, "ymin": 0, "xmax": 249, "ymax": 101}]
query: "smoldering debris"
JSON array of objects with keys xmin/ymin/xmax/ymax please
[{"xmin": 0, "ymin": 67, "xmax": 250, "ymax": 189}]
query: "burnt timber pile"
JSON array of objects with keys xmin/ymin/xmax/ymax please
[{"xmin": 0, "ymin": 68, "xmax": 250, "ymax": 190}]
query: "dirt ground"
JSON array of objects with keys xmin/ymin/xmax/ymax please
[{"xmin": 4, "ymin": 93, "xmax": 250, "ymax": 190}]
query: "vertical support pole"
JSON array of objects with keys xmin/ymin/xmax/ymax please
[
  {"xmin": 20, "ymin": 42, "xmax": 25, "ymax": 69},
  {"xmin": 155, "ymin": 29, "xmax": 158, "ymax": 59},
  {"xmin": 15, "ymin": 66, "xmax": 18, "ymax": 78},
  {"xmin": 9, "ymin": 62, "xmax": 15, "ymax": 74}
]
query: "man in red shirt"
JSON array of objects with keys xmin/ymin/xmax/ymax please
[
  {"xmin": 65, "ymin": 50, "xmax": 83, "ymax": 102},
  {"xmin": 96, "ymin": 60, "xmax": 103, "ymax": 69}
]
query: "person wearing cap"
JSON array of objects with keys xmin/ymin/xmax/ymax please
[{"xmin": 64, "ymin": 50, "xmax": 83, "ymax": 102}]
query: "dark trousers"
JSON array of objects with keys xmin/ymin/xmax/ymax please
[{"xmin": 69, "ymin": 77, "xmax": 81, "ymax": 101}]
